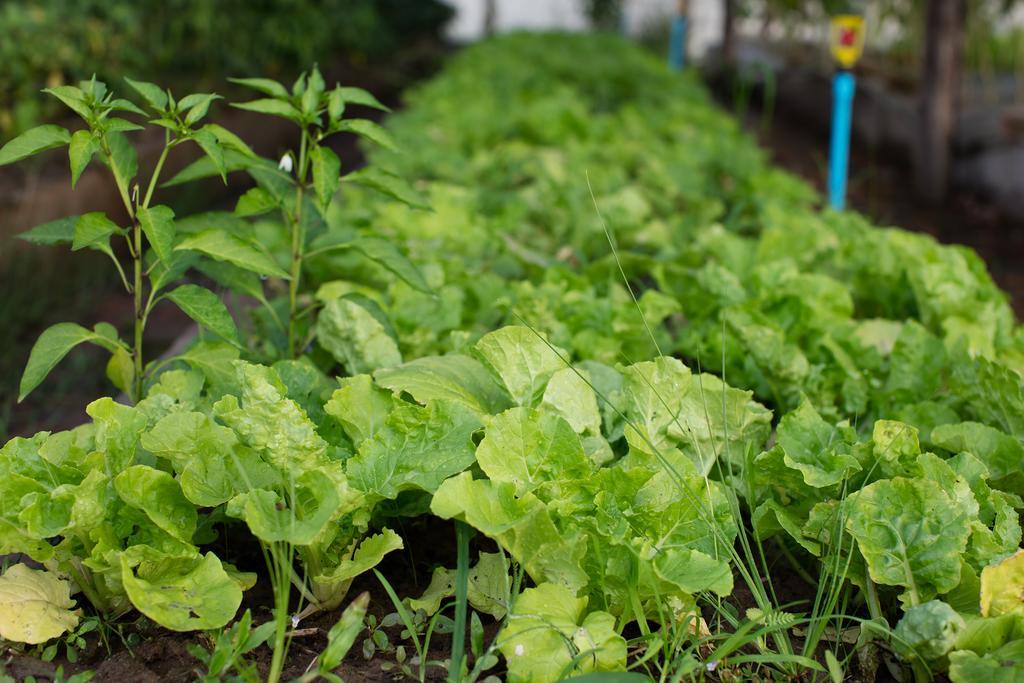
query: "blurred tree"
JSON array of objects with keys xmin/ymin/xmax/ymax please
[
  {"xmin": 723, "ymin": 0, "xmax": 737, "ymax": 64},
  {"xmin": 585, "ymin": 0, "xmax": 624, "ymax": 31},
  {"xmin": 914, "ymin": 0, "xmax": 966, "ymax": 202}
]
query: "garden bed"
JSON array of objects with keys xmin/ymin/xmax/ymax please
[{"xmin": 2, "ymin": 32, "xmax": 1023, "ymax": 683}]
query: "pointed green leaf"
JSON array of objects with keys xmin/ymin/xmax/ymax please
[
  {"xmin": 348, "ymin": 236, "xmax": 431, "ymax": 293},
  {"xmin": 68, "ymin": 130, "xmax": 98, "ymax": 187},
  {"xmin": 190, "ymin": 127, "xmax": 225, "ymax": 182},
  {"xmin": 19, "ymin": 323, "xmax": 121, "ymax": 401},
  {"xmin": 42, "ymin": 86, "xmax": 91, "ymax": 120},
  {"xmin": 137, "ymin": 205, "xmax": 176, "ymax": 263},
  {"xmin": 0, "ymin": 125, "xmax": 71, "ymax": 165},
  {"xmin": 124, "ymin": 77, "xmax": 168, "ymax": 110},
  {"xmin": 165, "ymin": 284, "xmax": 240, "ymax": 347},
  {"xmin": 176, "ymin": 229, "xmax": 289, "ymax": 279},
  {"xmin": 72, "ymin": 212, "xmax": 121, "ymax": 251},
  {"xmin": 337, "ymin": 87, "xmax": 390, "ymax": 112},
  {"xmin": 180, "ymin": 93, "xmax": 221, "ymax": 126},
  {"xmin": 231, "ymin": 98, "xmax": 302, "ymax": 122},
  {"xmin": 228, "ymin": 77, "xmax": 289, "ymax": 98},
  {"xmin": 337, "ymin": 119, "xmax": 396, "ymax": 150},
  {"xmin": 202, "ymin": 123, "xmax": 256, "ymax": 158},
  {"xmin": 106, "ymin": 131, "xmax": 138, "ymax": 186},
  {"xmin": 234, "ymin": 186, "xmax": 278, "ymax": 217},
  {"xmin": 18, "ymin": 216, "xmax": 79, "ymax": 245},
  {"xmin": 311, "ymin": 145, "xmax": 341, "ymax": 210},
  {"xmin": 163, "ymin": 149, "xmax": 258, "ymax": 187},
  {"xmin": 345, "ymin": 167, "xmax": 429, "ymax": 209},
  {"xmin": 104, "ymin": 118, "xmax": 144, "ymax": 133}
]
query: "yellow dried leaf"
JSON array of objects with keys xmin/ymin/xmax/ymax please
[
  {"xmin": 981, "ymin": 549, "xmax": 1024, "ymax": 617},
  {"xmin": 0, "ymin": 564, "xmax": 80, "ymax": 644}
]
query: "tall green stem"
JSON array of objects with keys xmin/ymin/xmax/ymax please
[
  {"xmin": 287, "ymin": 131, "xmax": 310, "ymax": 357},
  {"xmin": 449, "ymin": 522, "xmax": 472, "ymax": 682},
  {"xmin": 132, "ymin": 218, "xmax": 144, "ymax": 401},
  {"xmin": 266, "ymin": 542, "xmax": 293, "ymax": 683}
]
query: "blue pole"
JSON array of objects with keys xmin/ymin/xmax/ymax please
[
  {"xmin": 828, "ymin": 70, "xmax": 856, "ymax": 210},
  {"xmin": 668, "ymin": 14, "xmax": 688, "ymax": 69}
]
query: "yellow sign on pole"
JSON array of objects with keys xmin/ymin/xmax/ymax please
[{"xmin": 830, "ymin": 15, "xmax": 865, "ymax": 69}]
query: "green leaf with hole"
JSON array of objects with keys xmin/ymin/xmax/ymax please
[{"xmin": 120, "ymin": 553, "xmax": 241, "ymax": 631}]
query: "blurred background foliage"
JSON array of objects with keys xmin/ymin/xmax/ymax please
[{"xmin": 0, "ymin": 0, "xmax": 454, "ymax": 134}]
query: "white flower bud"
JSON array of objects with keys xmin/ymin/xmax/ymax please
[{"xmin": 278, "ymin": 153, "xmax": 294, "ymax": 173}]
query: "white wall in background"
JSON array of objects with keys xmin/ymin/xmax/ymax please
[{"xmin": 442, "ymin": 0, "xmax": 724, "ymax": 59}]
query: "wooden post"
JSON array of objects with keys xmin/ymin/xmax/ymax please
[
  {"xmin": 914, "ymin": 0, "xmax": 965, "ymax": 203},
  {"xmin": 722, "ymin": 0, "xmax": 737, "ymax": 66},
  {"xmin": 484, "ymin": 0, "xmax": 497, "ymax": 37}
]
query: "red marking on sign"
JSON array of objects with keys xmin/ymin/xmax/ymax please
[{"xmin": 839, "ymin": 27, "xmax": 857, "ymax": 47}]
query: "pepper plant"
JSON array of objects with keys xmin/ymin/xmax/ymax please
[
  {"xmin": 164, "ymin": 65, "xmax": 431, "ymax": 361},
  {"xmin": 1, "ymin": 76, "xmax": 253, "ymax": 403}
]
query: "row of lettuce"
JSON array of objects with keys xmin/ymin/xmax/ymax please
[{"xmin": 0, "ymin": 32, "xmax": 1022, "ymax": 681}]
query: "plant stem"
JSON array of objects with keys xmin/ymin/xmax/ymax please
[
  {"xmin": 864, "ymin": 578, "xmax": 885, "ymax": 625},
  {"xmin": 142, "ymin": 134, "xmax": 172, "ymax": 210},
  {"xmin": 449, "ymin": 522, "xmax": 472, "ymax": 683},
  {"xmin": 267, "ymin": 542, "xmax": 292, "ymax": 683},
  {"xmin": 287, "ymin": 131, "xmax": 310, "ymax": 357},
  {"xmin": 132, "ymin": 215, "xmax": 144, "ymax": 402}
]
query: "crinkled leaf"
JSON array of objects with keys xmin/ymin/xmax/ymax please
[
  {"xmin": 497, "ymin": 583, "xmax": 626, "ymax": 683},
  {"xmin": 316, "ymin": 297, "xmax": 402, "ymax": 374},
  {"xmin": 473, "ymin": 326, "xmax": 568, "ymax": 407},
  {"xmin": 114, "ymin": 465, "xmax": 197, "ymax": 543},
  {"xmin": 846, "ymin": 477, "xmax": 971, "ymax": 604},
  {"xmin": 981, "ymin": 551, "xmax": 1024, "ymax": 618},
  {"xmin": 346, "ymin": 400, "xmax": 481, "ymax": 502},
  {"xmin": 120, "ymin": 553, "xmax": 241, "ymax": 631},
  {"xmin": 373, "ymin": 354, "xmax": 511, "ymax": 416}
]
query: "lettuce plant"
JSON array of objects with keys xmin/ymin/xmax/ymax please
[{"xmin": 0, "ymin": 370, "xmax": 247, "ymax": 632}]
